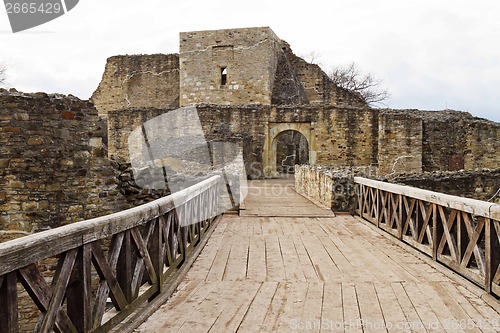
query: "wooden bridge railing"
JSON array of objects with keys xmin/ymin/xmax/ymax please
[
  {"xmin": 0, "ymin": 175, "xmax": 221, "ymax": 333},
  {"xmin": 355, "ymin": 177, "xmax": 500, "ymax": 297}
]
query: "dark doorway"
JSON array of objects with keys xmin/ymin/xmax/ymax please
[{"xmin": 275, "ymin": 130, "xmax": 309, "ymax": 174}]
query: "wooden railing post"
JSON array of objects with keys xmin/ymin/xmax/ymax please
[
  {"xmin": 117, "ymin": 230, "xmax": 133, "ymax": 303},
  {"xmin": 486, "ymin": 218, "xmax": 492, "ymax": 294},
  {"xmin": 150, "ymin": 217, "xmax": 163, "ymax": 298},
  {"xmin": 67, "ymin": 244, "xmax": 92, "ymax": 333},
  {"xmin": 0, "ymin": 272, "xmax": 18, "ymax": 333},
  {"xmin": 357, "ymin": 184, "xmax": 363, "ymax": 218},
  {"xmin": 432, "ymin": 204, "xmax": 438, "ymax": 261},
  {"xmin": 486, "ymin": 218, "xmax": 500, "ymax": 295},
  {"xmin": 397, "ymin": 194, "xmax": 403, "ymax": 240}
]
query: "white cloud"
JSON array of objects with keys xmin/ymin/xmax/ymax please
[{"xmin": 0, "ymin": 0, "xmax": 498, "ymax": 121}]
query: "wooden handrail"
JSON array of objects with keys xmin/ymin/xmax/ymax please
[
  {"xmin": 354, "ymin": 177, "xmax": 500, "ymax": 297},
  {"xmin": 0, "ymin": 175, "xmax": 220, "ymax": 276},
  {"xmin": 354, "ymin": 177, "xmax": 497, "ymax": 219},
  {"xmin": 0, "ymin": 175, "xmax": 222, "ymax": 333}
]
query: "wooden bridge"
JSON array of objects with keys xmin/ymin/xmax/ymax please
[{"xmin": 1, "ymin": 176, "xmax": 499, "ymax": 332}]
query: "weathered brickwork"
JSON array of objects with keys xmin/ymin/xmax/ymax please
[
  {"xmin": 106, "ymin": 105, "xmax": 380, "ymax": 178},
  {"xmin": 387, "ymin": 169, "xmax": 500, "ymax": 204},
  {"xmin": 94, "ymin": 27, "xmax": 499, "ymax": 179},
  {"xmin": 0, "ymin": 89, "xmax": 130, "ymax": 242},
  {"xmin": 465, "ymin": 119, "xmax": 500, "ymax": 170},
  {"xmin": 376, "ymin": 110, "xmax": 500, "ymax": 175},
  {"xmin": 106, "ymin": 105, "xmax": 499, "ymax": 180},
  {"xmin": 89, "ymin": 27, "xmax": 366, "ymax": 109},
  {"xmin": 419, "ymin": 111, "xmax": 468, "ymax": 172},
  {"xmin": 297, "ymin": 166, "xmax": 500, "ymax": 214},
  {"xmin": 295, "ymin": 165, "xmax": 377, "ymax": 212},
  {"xmin": 295, "ymin": 165, "xmax": 356, "ymax": 212},
  {"xmin": 91, "ymin": 54, "xmax": 179, "ymax": 118},
  {"xmin": 378, "ymin": 111, "xmax": 423, "ymax": 175},
  {"xmin": 321, "ymin": 107, "xmax": 378, "ymax": 167},
  {"xmin": 179, "ymin": 27, "xmax": 282, "ymax": 106}
]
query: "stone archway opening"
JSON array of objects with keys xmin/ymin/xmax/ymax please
[
  {"xmin": 275, "ymin": 130, "xmax": 309, "ymax": 174},
  {"xmin": 263, "ymin": 122, "xmax": 316, "ymax": 178}
]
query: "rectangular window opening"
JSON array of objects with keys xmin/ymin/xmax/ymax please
[{"xmin": 221, "ymin": 67, "xmax": 227, "ymax": 86}]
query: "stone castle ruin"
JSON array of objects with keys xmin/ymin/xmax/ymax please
[
  {"xmin": 91, "ymin": 26, "xmax": 499, "ymax": 179},
  {"xmin": 1, "ymin": 26, "xmax": 500, "ymax": 241},
  {"xmin": 2, "ymin": 26, "xmax": 499, "ymax": 332}
]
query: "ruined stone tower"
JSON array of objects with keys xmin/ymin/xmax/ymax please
[{"xmin": 179, "ymin": 27, "xmax": 282, "ymax": 106}]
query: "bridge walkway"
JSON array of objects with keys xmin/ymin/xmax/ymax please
[{"xmin": 136, "ymin": 179, "xmax": 500, "ymax": 333}]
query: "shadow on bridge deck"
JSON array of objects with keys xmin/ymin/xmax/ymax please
[{"xmin": 136, "ymin": 180, "xmax": 500, "ymax": 333}]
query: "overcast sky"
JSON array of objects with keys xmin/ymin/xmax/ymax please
[{"xmin": 1, "ymin": 0, "xmax": 499, "ymax": 122}]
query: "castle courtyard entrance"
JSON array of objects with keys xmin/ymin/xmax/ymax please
[
  {"xmin": 263, "ymin": 122, "xmax": 317, "ymax": 178},
  {"xmin": 275, "ymin": 130, "xmax": 309, "ymax": 174}
]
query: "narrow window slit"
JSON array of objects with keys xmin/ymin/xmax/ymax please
[{"xmin": 221, "ymin": 67, "xmax": 227, "ymax": 85}]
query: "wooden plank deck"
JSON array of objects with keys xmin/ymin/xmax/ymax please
[{"xmin": 136, "ymin": 179, "xmax": 500, "ymax": 333}]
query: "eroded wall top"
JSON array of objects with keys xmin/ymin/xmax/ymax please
[{"xmin": 91, "ymin": 54, "xmax": 180, "ymax": 118}]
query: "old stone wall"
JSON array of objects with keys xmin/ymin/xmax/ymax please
[
  {"xmin": 376, "ymin": 109, "xmax": 500, "ymax": 176},
  {"xmin": 378, "ymin": 111, "xmax": 423, "ymax": 175},
  {"xmin": 320, "ymin": 107, "xmax": 378, "ymax": 167},
  {"xmin": 387, "ymin": 169, "xmax": 500, "ymax": 204},
  {"xmin": 0, "ymin": 89, "xmax": 130, "ymax": 243},
  {"xmin": 91, "ymin": 27, "xmax": 366, "ymax": 110},
  {"xmin": 91, "ymin": 54, "xmax": 179, "ymax": 119},
  {"xmin": 271, "ymin": 46, "xmax": 309, "ymax": 105},
  {"xmin": 419, "ymin": 111, "xmax": 468, "ymax": 172},
  {"xmin": 294, "ymin": 165, "xmax": 377, "ymax": 212},
  {"xmin": 106, "ymin": 103, "xmax": 499, "ymax": 180},
  {"xmin": 107, "ymin": 106, "xmax": 178, "ymax": 160},
  {"xmin": 108, "ymin": 105, "xmax": 266, "ymax": 177},
  {"xmin": 295, "ymin": 165, "xmax": 355, "ymax": 212},
  {"xmin": 179, "ymin": 27, "xmax": 282, "ymax": 106},
  {"xmin": 295, "ymin": 165, "xmax": 335, "ymax": 209},
  {"xmin": 465, "ymin": 119, "xmax": 500, "ymax": 170},
  {"xmin": 90, "ymin": 27, "xmax": 499, "ymax": 179},
  {"xmin": 107, "ymin": 105, "xmax": 379, "ymax": 178}
]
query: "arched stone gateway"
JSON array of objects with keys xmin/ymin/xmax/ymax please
[
  {"xmin": 263, "ymin": 122, "xmax": 317, "ymax": 178},
  {"xmin": 275, "ymin": 130, "xmax": 309, "ymax": 174}
]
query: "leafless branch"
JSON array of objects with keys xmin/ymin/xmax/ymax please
[
  {"xmin": 329, "ymin": 62, "xmax": 390, "ymax": 107},
  {"xmin": 301, "ymin": 51, "xmax": 321, "ymax": 65}
]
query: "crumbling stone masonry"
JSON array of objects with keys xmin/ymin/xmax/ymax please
[
  {"xmin": 386, "ymin": 169, "xmax": 500, "ymax": 204},
  {"xmin": 91, "ymin": 54, "xmax": 179, "ymax": 119},
  {"xmin": 295, "ymin": 165, "xmax": 356, "ymax": 212},
  {"xmin": 0, "ymin": 89, "xmax": 131, "ymax": 242},
  {"xmin": 92, "ymin": 27, "xmax": 500, "ymax": 178}
]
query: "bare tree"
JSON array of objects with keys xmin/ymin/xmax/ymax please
[
  {"xmin": 329, "ymin": 62, "xmax": 390, "ymax": 107},
  {"xmin": 305, "ymin": 51, "xmax": 321, "ymax": 65},
  {"xmin": 299, "ymin": 51, "xmax": 322, "ymax": 65}
]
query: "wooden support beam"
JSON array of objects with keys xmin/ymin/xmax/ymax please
[
  {"xmin": 0, "ymin": 272, "xmax": 18, "ymax": 333},
  {"xmin": 117, "ymin": 230, "xmax": 133, "ymax": 303},
  {"xmin": 67, "ymin": 245, "xmax": 92, "ymax": 333}
]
